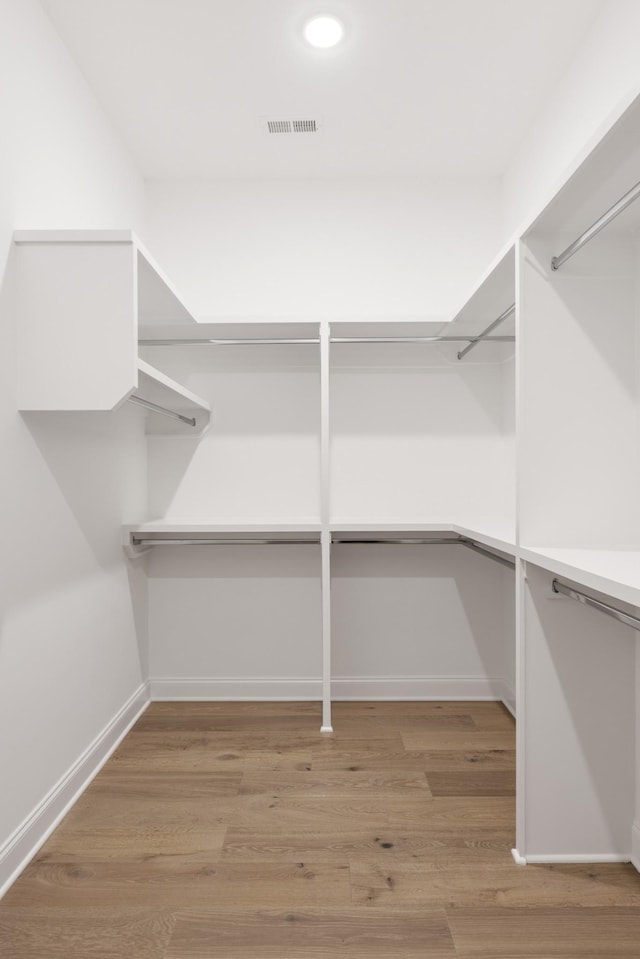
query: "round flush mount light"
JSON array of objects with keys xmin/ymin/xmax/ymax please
[{"xmin": 303, "ymin": 15, "xmax": 344, "ymax": 48}]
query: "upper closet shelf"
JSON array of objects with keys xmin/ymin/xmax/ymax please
[
  {"xmin": 14, "ymin": 230, "xmax": 209, "ymax": 431},
  {"xmin": 139, "ymin": 321, "xmax": 320, "ymax": 345},
  {"xmin": 133, "ymin": 360, "xmax": 210, "ymax": 433},
  {"xmin": 527, "ymin": 88, "xmax": 640, "ymax": 240},
  {"xmin": 446, "ymin": 242, "xmax": 516, "ymax": 360}
]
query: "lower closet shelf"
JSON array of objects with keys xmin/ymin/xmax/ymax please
[
  {"xmin": 124, "ymin": 522, "xmax": 323, "ymax": 553},
  {"xmin": 519, "ymin": 545, "xmax": 640, "ymax": 608}
]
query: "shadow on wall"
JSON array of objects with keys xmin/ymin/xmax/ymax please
[
  {"xmin": 331, "ymin": 359, "xmax": 509, "ymax": 434},
  {"xmin": 330, "ymin": 544, "xmax": 510, "ymax": 690}
]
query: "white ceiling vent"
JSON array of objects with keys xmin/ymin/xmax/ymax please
[{"xmin": 266, "ymin": 119, "xmax": 319, "ymax": 134}]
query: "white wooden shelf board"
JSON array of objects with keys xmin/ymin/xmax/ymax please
[
  {"xmin": 448, "ymin": 241, "xmax": 516, "ymax": 330},
  {"xmin": 137, "ymin": 250, "xmax": 196, "ymax": 327},
  {"xmin": 136, "ymin": 360, "xmax": 210, "ymax": 413},
  {"xmin": 139, "ymin": 321, "xmax": 320, "ymax": 343},
  {"xmin": 330, "ymin": 320, "xmax": 448, "ymax": 339},
  {"xmin": 130, "ymin": 520, "xmax": 322, "ymax": 534},
  {"xmin": 526, "ymin": 87, "xmax": 640, "ymax": 238},
  {"xmin": 520, "ymin": 546, "xmax": 640, "ymax": 609},
  {"xmin": 452, "ymin": 520, "xmax": 517, "ymax": 557},
  {"xmin": 329, "ymin": 519, "xmax": 517, "ymax": 556},
  {"xmin": 13, "ymin": 229, "xmax": 135, "ymax": 244},
  {"xmin": 125, "ymin": 521, "xmax": 323, "ymax": 548}
]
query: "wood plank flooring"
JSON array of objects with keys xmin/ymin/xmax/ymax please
[{"xmin": 1, "ymin": 701, "xmax": 640, "ymax": 957}]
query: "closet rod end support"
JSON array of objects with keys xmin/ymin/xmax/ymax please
[{"xmin": 550, "ymin": 257, "xmax": 560, "ymax": 272}]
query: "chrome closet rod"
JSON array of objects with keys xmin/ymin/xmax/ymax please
[
  {"xmin": 128, "ymin": 395, "xmax": 196, "ymax": 427},
  {"xmin": 551, "ymin": 178, "xmax": 640, "ymax": 271},
  {"xmin": 460, "ymin": 539, "xmax": 516, "ymax": 569},
  {"xmin": 131, "ymin": 537, "xmax": 320, "ymax": 546},
  {"xmin": 139, "ymin": 338, "xmax": 320, "ymax": 346},
  {"xmin": 551, "ymin": 578, "xmax": 640, "ymax": 632},
  {"xmin": 331, "ymin": 335, "xmax": 515, "ymax": 344},
  {"xmin": 457, "ymin": 304, "xmax": 516, "ymax": 360}
]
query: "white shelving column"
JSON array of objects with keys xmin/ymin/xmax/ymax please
[
  {"xmin": 320, "ymin": 320, "xmax": 332, "ymax": 731},
  {"xmin": 514, "ymin": 135, "xmax": 640, "ymax": 864}
]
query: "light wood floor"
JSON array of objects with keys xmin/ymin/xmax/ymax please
[{"xmin": 2, "ymin": 701, "xmax": 640, "ymax": 957}]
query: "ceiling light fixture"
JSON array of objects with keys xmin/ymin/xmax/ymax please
[{"xmin": 303, "ymin": 15, "xmax": 344, "ymax": 48}]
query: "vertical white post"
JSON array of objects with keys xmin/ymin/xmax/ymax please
[{"xmin": 320, "ymin": 320, "xmax": 332, "ymax": 731}]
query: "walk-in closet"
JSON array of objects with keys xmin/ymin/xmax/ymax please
[{"xmin": 2, "ymin": 1, "xmax": 640, "ymax": 955}]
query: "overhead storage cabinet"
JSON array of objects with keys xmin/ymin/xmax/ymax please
[{"xmin": 15, "ymin": 231, "xmax": 210, "ymax": 431}]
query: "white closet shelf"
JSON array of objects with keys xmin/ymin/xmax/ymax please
[
  {"xmin": 329, "ymin": 320, "xmax": 448, "ymax": 340},
  {"xmin": 133, "ymin": 360, "xmax": 210, "ymax": 432},
  {"xmin": 520, "ymin": 546, "xmax": 640, "ymax": 609},
  {"xmin": 130, "ymin": 521, "xmax": 322, "ymax": 533},
  {"xmin": 527, "ymin": 89, "xmax": 640, "ymax": 238},
  {"xmin": 448, "ymin": 241, "xmax": 516, "ymax": 330},
  {"xmin": 330, "ymin": 519, "xmax": 517, "ymax": 557},
  {"xmin": 124, "ymin": 521, "xmax": 322, "ymax": 553},
  {"xmin": 139, "ymin": 321, "xmax": 321, "ymax": 344}
]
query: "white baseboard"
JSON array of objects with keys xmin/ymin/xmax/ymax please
[
  {"xmin": 150, "ymin": 677, "xmax": 323, "ymax": 700},
  {"xmin": 522, "ymin": 853, "xmax": 630, "ymax": 864},
  {"xmin": 150, "ymin": 675, "xmax": 512, "ymax": 703},
  {"xmin": 631, "ymin": 822, "xmax": 640, "ymax": 873},
  {"xmin": 0, "ymin": 681, "xmax": 150, "ymax": 900}
]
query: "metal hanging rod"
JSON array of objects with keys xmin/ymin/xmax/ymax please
[
  {"xmin": 132, "ymin": 537, "xmax": 320, "ymax": 546},
  {"xmin": 139, "ymin": 338, "xmax": 320, "ymax": 346},
  {"xmin": 457, "ymin": 304, "xmax": 516, "ymax": 361},
  {"xmin": 332, "ymin": 336, "xmax": 515, "ymax": 344},
  {"xmin": 551, "ymin": 578, "xmax": 640, "ymax": 632},
  {"xmin": 128, "ymin": 395, "xmax": 196, "ymax": 427},
  {"xmin": 551, "ymin": 178, "xmax": 640, "ymax": 271},
  {"xmin": 461, "ymin": 539, "xmax": 515, "ymax": 570}
]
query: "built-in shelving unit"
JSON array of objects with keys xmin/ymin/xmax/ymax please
[
  {"xmin": 513, "ymin": 90, "xmax": 640, "ymax": 871},
  {"xmin": 14, "ymin": 230, "xmax": 210, "ymax": 432}
]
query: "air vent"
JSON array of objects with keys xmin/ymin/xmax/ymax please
[
  {"xmin": 292, "ymin": 120, "xmax": 317, "ymax": 133},
  {"xmin": 267, "ymin": 120, "xmax": 292, "ymax": 134},
  {"xmin": 266, "ymin": 119, "xmax": 318, "ymax": 134}
]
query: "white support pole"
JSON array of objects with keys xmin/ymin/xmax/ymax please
[{"xmin": 319, "ymin": 321, "xmax": 333, "ymax": 732}]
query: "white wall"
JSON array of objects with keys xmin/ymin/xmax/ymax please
[
  {"xmin": 144, "ymin": 177, "xmax": 502, "ymax": 319},
  {"xmin": 502, "ymin": 0, "xmax": 640, "ymax": 236},
  {"xmin": 0, "ymin": 0, "xmax": 147, "ymax": 887}
]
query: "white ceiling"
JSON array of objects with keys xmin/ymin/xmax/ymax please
[{"xmin": 40, "ymin": 0, "xmax": 605, "ymax": 179}]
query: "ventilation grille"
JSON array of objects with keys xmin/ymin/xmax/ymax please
[{"xmin": 267, "ymin": 119, "xmax": 318, "ymax": 134}]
